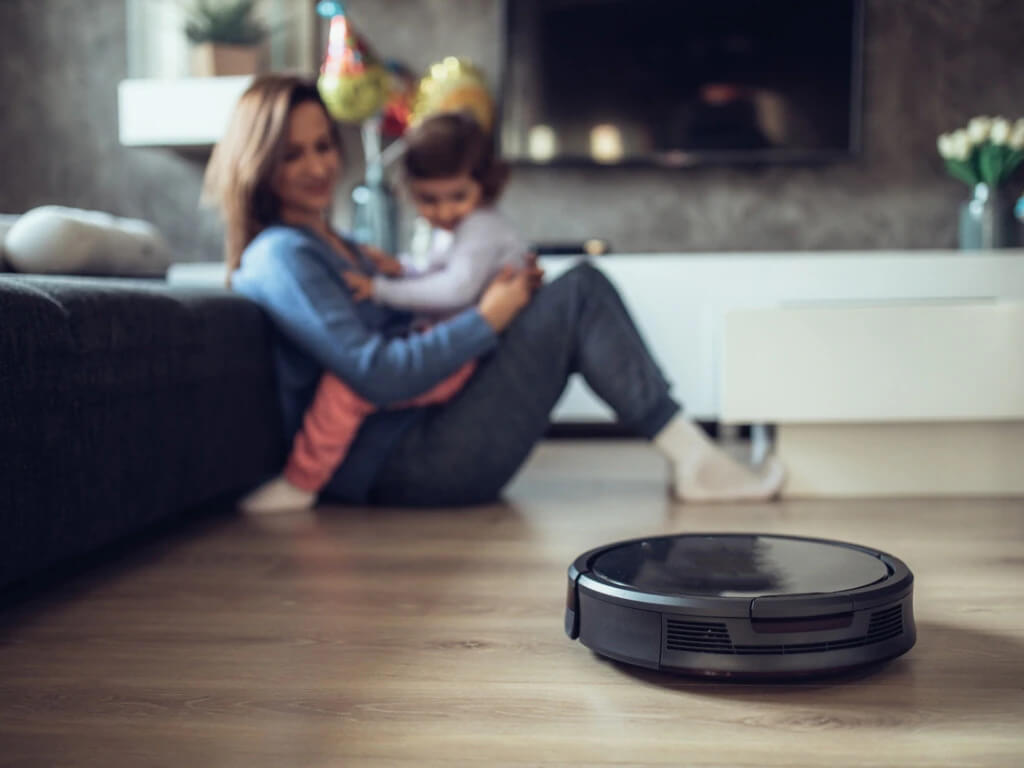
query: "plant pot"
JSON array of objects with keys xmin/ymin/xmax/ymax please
[{"xmin": 190, "ymin": 42, "xmax": 265, "ymax": 77}]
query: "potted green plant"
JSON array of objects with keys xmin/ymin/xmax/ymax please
[{"xmin": 184, "ymin": 0, "xmax": 268, "ymax": 77}]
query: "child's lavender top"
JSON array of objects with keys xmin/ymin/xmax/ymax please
[{"xmin": 371, "ymin": 207, "xmax": 529, "ymax": 316}]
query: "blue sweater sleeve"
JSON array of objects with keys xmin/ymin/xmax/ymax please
[{"xmin": 233, "ymin": 228, "xmax": 497, "ymax": 406}]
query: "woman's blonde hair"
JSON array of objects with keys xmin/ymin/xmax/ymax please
[{"xmin": 202, "ymin": 74, "xmax": 341, "ymax": 278}]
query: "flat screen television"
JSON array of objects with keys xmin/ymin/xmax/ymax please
[{"xmin": 500, "ymin": 0, "xmax": 864, "ymax": 167}]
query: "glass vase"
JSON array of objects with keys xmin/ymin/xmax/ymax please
[{"xmin": 958, "ymin": 183, "xmax": 1017, "ymax": 250}]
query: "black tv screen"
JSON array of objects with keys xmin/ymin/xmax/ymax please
[{"xmin": 500, "ymin": 0, "xmax": 864, "ymax": 166}]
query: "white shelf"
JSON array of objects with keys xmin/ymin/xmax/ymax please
[{"xmin": 117, "ymin": 76, "xmax": 254, "ymax": 147}]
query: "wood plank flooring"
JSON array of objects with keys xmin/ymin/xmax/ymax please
[{"xmin": 1, "ymin": 440, "xmax": 1023, "ymax": 767}]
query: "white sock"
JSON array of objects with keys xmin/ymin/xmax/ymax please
[
  {"xmin": 238, "ymin": 475, "xmax": 316, "ymax": 514},
  {"xmin": 653, "ymin": 414, "xmax": 784, "ymax": 503}
]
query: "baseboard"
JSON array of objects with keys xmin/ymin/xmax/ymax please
[
  {"xmin": 778, "ymin": 421, "xmax": 1024, "ymax": 497},
  {"xmin": 545, "ymin": 420, "xmax": 741, "ymax": 439}
]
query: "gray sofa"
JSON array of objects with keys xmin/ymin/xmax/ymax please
[{"xmin": 0, "ymin": 275, "xmax": 285, "ymax": 595}]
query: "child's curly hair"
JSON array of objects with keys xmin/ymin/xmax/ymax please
[{"xmin": 401, "ymin": 112, "xmax": 509, "ymax": 204}]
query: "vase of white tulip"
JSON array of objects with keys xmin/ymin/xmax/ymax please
[{"xmin": 938, "ymin": 116, "xmax": 1024, "ymax": 249}]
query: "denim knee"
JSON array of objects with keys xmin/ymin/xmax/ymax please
[{"xmin": 562, "ymin": 259, "xmax": 615, "ymax": 295}]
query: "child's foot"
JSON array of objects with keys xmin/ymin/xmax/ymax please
[
  {"xmin": 238, "ymin": 475, "xmax": 316, "ymax": 514},
  {"xmin": 673, "ymin": 454, "xmax": 785, "ymax": 503}
]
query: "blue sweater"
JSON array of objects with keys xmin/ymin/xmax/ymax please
[{"xmin": 231, "ymin": 225, "xmax": 498, "ymax": 502}]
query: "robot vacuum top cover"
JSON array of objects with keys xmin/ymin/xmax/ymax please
[{"xmin": 566, "ymin": 533, "xmax": 915, "ymax": 678}]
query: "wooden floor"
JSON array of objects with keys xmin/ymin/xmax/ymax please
[{"xmin": 2, "ymin": 441, "xmax": 1023, "ymax": 767}]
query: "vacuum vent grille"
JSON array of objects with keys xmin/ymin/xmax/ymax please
[
  {"xmin": 665, "ymin": 605, "xmax": 904, "ymax": 656},
  {"xmin": 664, "ymin": 620, "xmax": 734, "ymax": 653}
]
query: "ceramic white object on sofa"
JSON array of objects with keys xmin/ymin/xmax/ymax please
[{"xmin": 5, "ymin": 206, "xmax": 173, "ymax": 277}]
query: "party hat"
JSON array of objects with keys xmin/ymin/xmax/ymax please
[{"xmin": 316, "ymin": 3, "xmax": 388, "ymax": 123}]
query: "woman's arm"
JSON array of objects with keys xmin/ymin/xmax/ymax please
[{"xmin": 234, "ymin": 232, "xmax": 497, "ymax": 406}]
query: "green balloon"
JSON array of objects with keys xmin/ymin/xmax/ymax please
[{"xmin": 319, "ymin": 67, "xmax": 388, "ymax": 123}]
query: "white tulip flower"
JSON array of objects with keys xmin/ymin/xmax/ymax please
[
  {"xmin": 950, "ymin": 129, "xmax": 971, "ymax": 161},
  {"xmin": 967, "ymin": 116, "xmax": 993, "ymax": 144},
  {"xmin": 1010, "ymin": 119, "xmax": 1024, "ymax": 150},
  {"xmin": 937, "ymin": 133, "xmax": 955, "ymax": 158},
  {"xmin": 991, "ymin": 117, "xmax": 1011, "ymax": 144}
]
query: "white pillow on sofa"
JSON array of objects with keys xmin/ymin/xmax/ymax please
[{"xmin": 5, "ymin": 206, "xmax": 173, "ymax": 277}]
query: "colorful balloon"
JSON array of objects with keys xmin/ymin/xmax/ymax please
[
  {"xmin": 316, "ymin": 6, "xmax": 388, "ymax": 123},
  {"xmin": 411, "ymin": 57, "xmax": 495, "ymax": 132},
  {"xmin": 380, "ymin": 60, "xmax": 417, "ymax": 139}
]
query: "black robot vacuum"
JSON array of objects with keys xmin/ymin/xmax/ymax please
[{"xmin": 565, "ymin": 533, "xmax": 915, "ymax": 678}]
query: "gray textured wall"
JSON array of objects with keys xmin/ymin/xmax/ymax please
[{"xmin": 1, "ymin": 0, "xmax": 1022, "ymax": 261}]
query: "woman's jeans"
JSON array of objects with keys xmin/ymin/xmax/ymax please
[{"xmin": 368, "ymin": 261, "xmax": 680, "ymax": 506}]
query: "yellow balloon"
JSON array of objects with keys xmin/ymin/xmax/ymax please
[
  {"xmin": 318, "ymin": 66, "xmax": 389, "ymax": 123},
  {"xmin": 411, "ymin": 57, "xmax": 494, "ymax": 132}
]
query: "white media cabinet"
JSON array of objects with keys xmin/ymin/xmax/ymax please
[{"xmin": 545, "ymin": 249, "xmax": 1024, "ymax": 497}]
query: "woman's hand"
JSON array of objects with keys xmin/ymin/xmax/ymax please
[
  {"xmin": 477, "ymin": 256, "xmax": 544, "ymax": 332},
  {"xmin": 343, "ymin": 270, "xmax": 374, "ymax": 301},
  {"xmin": 362, "ymin": 244, "xmax": 404, "ymax": 276}
]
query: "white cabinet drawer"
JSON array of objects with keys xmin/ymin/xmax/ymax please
[{"xmin": 721, "ymin": 301, "xmax": 1024, "ymax": 423}]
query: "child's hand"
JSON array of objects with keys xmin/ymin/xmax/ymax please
[
  {"xmin": 362, "ymin": 244, "xmax": 403, "ymax": 277},
  {"xmin": 343, "ymin": 270, "xmax": 374, "ymax": 301}
]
